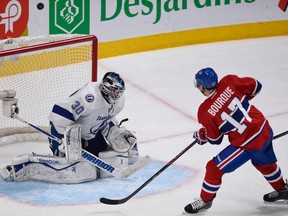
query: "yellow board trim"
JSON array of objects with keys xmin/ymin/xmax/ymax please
[
  {"xmin": 98, "ymin": 20, "xmax": 288, "ymax": 59},
  {"xmin": 1, "ymin": 20, "xmax": 287, "ymax": 77}
]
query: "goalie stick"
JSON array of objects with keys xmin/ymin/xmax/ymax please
[
  {"xmin": 13, "ymin": 114, "xmax": 151, "ymax": 179},
  {"xmin": 100, "ymin": 130, "xmax": 288, "ymax": 205}
]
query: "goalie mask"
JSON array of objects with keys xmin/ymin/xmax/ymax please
[{"xmin": 100, "ymin": 72, "xmax": 125, "ymax": 104}]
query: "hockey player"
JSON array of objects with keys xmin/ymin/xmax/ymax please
[
  {"xmin": 184, "ymin": 68, "xmax": 288, "ymax": 214},
  {"xmin": 0, "ymin": 72, "xmax": 139, "ymax": 183},
  {"xmin": 48, "ymin": 71, "xmax": 138, "ymax": 163}
]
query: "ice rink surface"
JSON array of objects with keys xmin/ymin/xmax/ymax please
[{"xmin": 0, "ymin": 36, "xmax": 288, "ymax": 216}]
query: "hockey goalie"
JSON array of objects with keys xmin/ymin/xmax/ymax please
[{"xmin": 0, "ymin": 72, "xmax": 149, "ymax": 183}]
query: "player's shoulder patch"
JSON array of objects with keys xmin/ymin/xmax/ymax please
[{"xmin": 85, "ymin": 94, "xmax": 94, "ymax": 103}]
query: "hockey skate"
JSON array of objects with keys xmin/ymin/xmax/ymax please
[
  {"xmin": 263, "ymin": 182, "xmax": 288, "ymax": 204},
  {"xmin": 0, "ymin": 165, "xmax": 13, "ymax": 181},
  {"xmin": 184, "ymin": 198, "xmax": 213, "ymax": 214}
]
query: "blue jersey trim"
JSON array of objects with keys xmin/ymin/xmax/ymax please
[{"xmin": 52, "ymin": 105, "xmax": 75, "ymax": 122}]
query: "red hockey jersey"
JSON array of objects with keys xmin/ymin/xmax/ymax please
[{"xmin": 198, "ymin": 74, "xmax": 271, "ymax": 150}]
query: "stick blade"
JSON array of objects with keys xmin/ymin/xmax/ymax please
[
  {"xmin": 99, "ymin": 156, "xmax": 151, "ymax": 204},
  {"xmin": 100, "ymin": 197, "xmax": 128, "ymax": 205},
  {"xmin": 120, "ymin": 155, "xmax": 151, "ymax": 178}
]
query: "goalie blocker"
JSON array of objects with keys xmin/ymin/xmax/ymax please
[{"xmin": 0, "ymin": 90, "xmax": 19, "ymax": 118}]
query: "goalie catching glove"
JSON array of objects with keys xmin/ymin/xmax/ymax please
[{"xmin": 102, "ymin": 121, "xmax": 137, "ymax": 153}]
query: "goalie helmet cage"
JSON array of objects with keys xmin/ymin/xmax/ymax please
[{"xmin": 0, "ymin": 34, "xmax": 98, "ymax": 144}]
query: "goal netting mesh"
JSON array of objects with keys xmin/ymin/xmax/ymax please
[{"xmin": 0, "ymin": 34, "xmax": 98, "ymax": 144}]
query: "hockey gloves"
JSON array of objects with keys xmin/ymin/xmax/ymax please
[
  {"xmin": 193, "ymin": 127, "xmax": 208, "ymax": 145},
  {"xmin": 106, "ymin": 126, "xmax": 137, "ymax": 153}
]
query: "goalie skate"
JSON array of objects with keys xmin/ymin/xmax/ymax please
[
  {"xmin": 263, "ymin": 182, "xmax": 288, "ymax": 205},
  {"xmin": 0, "ymin": 165, "xmax": 13, "ymax": 181}
]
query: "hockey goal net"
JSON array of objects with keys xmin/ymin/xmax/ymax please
[{"xmin": 0, "ymin": 34, "xmax": 98, "ymax": 144}]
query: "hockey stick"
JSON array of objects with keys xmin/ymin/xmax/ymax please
[
  {"xmin": 100, "ymin": 130, "xmax": 288, "ymax": 205},
  {"xmin": 272, "ymin": 130, "xmax": 288, "ymax": 140},
  {"xmin": 100, "ymin": 139, "xmax": 198, "ymax": 205},
  {"xmin": 13, "ymin": 115, "xmax": 151, "ymax": 179},
  {"xmin": 14, "ymin": 115, "xmax": 61, "ymax": 142}
]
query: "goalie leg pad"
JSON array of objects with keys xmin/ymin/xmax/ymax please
[
  {"xmin": 1, "ymin": 153, "xmax": 97, "ymax": 183},
  {"xmin": 63, "ymin": 124, "xmax": 82, "ymax": 162},
  {"xmin": 98, "ymin": 150, "xmax": 128, "ymax": 178},
  {"xmin": 29, "ymin": 160, "xmax": 97, "ymax": 184}
]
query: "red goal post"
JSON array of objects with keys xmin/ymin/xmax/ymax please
[{"xmin": 0, "ymin": 34, "xmax": 98, "ymax": 144}]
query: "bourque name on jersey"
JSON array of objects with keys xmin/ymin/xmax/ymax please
[{"xmin": 208, "ymin": 86, "xmax": 235, "ymax": 116}]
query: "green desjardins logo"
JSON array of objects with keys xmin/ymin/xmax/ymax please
[{"xmin": 50, "ymin": 0, "xmax": 89, "ymax": 34}]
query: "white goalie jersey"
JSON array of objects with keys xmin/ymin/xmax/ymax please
[{"xmin": 49, "ymin": 82, "xmax": 125, "ymax": 140}]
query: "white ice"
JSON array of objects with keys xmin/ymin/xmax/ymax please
[{"xmin": 0, "ymin": 36, "xmax": 288, "ymax": 216}]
